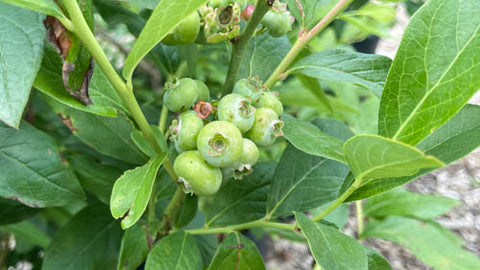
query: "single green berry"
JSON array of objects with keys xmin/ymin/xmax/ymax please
[
  {"xmin": 195, "ymin": 80, "xmax": 210, "ymax": 102},
  {"xmin": 261, "ymin": 8, "xmax": 292, "ymax": 37},
  {"xmin": 246, "ymin": 108, "xmax": 284, "ymax": 146},
  {"xmin": 169, "ymin": 110, "xmax": 204, "ymax": 152},
  {"xmin": 197, "ymin": 121, "xmax": 243, "ymax": 167},
  {"xmin": 258, "ymin": 92, "xmax": 283, "ymax": 116},
  {"xmin": 233, "ymin": 78, "xmax": 263, "ymax": 105},
  {"xmin": 174, "ymin": 151, "xmax": 222, "ymax": 196},
  {"xmin": 163, "ymin": 78, "xmax": 209, "ymax": 112},
  {"xmin": 162, "ymin": 12, "xmax": 200, "ymax": 45},
  {"xmin": 223, "ymin": 138, "xmax": 259, "ymax": 180},
  {"xmin": 217, "ymin": 93, "xmax": 255, "ymax": 132}
]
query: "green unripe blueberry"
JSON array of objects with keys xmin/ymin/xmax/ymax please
[
  {"xmin": 174, "ymin": 151, "xmax": 222, "ymax": 196},
  {"xmin": 233, "ymin": 78, "xmax": 263, "ymax": 105},
  {"xmin": 258, "ymin": 92, "xmax": 283, "ymax": 116},
  {"xmin": 162, "ymin": 12, "xmax": 200, "ymax": 45},
  {"xmin": 223, "ymin": 138, "xmax": 259, "ymax": 180},
  {"xmin": 261, "ymin": 10, "xmax": 292, "ymax": 37},
  {"xmin": 195, "ymin": 80, "xmax": 210, "ymax": 102},
  {"xmin": 197, "ymin": 121, "xmax": 243, "ymax": 168},
  {"xmin": 169, "ymin": 110, "xmax": 204, "ymax": 152},
  {"xmin": 246, "ymin": 108, "xmax": 284, "ymax": 146},
  {"xmin": 163, "ymin": 78, "xmax": 209, "ymax": 112},
  {"xmin": 217, "ymin": 93, "xmax": 255, "ymax": 132}
]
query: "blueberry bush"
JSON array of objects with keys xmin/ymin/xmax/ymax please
[{"xmin": 1, "ymin": 0, "xmax": 480, "ymax": 269}]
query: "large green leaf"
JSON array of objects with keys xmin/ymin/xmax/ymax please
[
  {"xmin": 295, "ymin": 212, "xmax": 368, "ymax": 270},
  {"xmin": 363, "ymin": 189, "xmax": 459, "ymax": 220},
  {"xmin": 145, "ymin": 231, "xmax": 202, "ymax": 270},
  {"xmin": 344, "ymin": 134, "xmax": 443, "ymax": 183},
  {"xmin": 34, "ymin": 44, "xmax": 125, "ymax": 117},
  {"xmin": 285, "ymin": 0, "xmax": 316, "ymax": 28},
  {"xmin": 117, "ymin": 223, "xmax": 149, "ymax": 270},
  {"xmin": 363, "ymin": 217, "xmax": 480, "ymax": 270},
  {"xmin": 348, "ymin": 105, "xmax": 480, "ymax": 200},
  {"xmin": 110, "ymin": 154, "xmax": 166, "ymax": 229},
  {"xmin": 0, "ymin": 121, "xmax": 85, "ymax": 207},
  {"xmin": 43, "ymin": 203, "xmax": 123, "ymax": 270},
  {"xmin": 0, "ymin": 3, "xmax": 46, "ymax": 127},
  {"xmin": 267, "ymin": 145, "xmax": 349, "ymax": 218},
  {"xmin": 208, "ymin": 232, "xmax": 265, "ymax": 270},
  {"xmin": 0, "ymin": 0, "xmax": 64, "ymax": 18},
  {"xmin": 289, "ymin": 49, "xmax": 392, "ymax": 97},
  {"xmin": 238, "ymin": 34, "xmax": 291, "ymax": 81},
  {"xmin": 282, "ymin": 114, "xmax": 345, "ymax": 163},
  {"xmin": 378, "ymin": 0, "xmax": 480, "ymax": 145},
  {"xmin": 204, "ymin": 163, "xmax": 275, "ymax": 227},
  {"xmin": 68, "ymin": 155, "xmax": 123, "ymax": 205},
  {"xmin": 0, "ymin": 198, "xmax": 40, "ymax": 225},
  {"xmin": 122, "ymin": 0, "xmax": 208, "ymax": 82},
  {"xmin": 45, "ymin": 97, "xmax": 148, "ymax": 164}
]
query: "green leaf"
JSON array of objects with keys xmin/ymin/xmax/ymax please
[
  {"xmin": 0, "ymin": 0, "xmax": 64, "ymax": 19},
  {"xmin": 239, "ymin": 34, "xmax": 291, "ymax": 81},
  {"xmin": 267, "ymin": 145, "xmax": 349, "ymax": 218},
  {"xmin": 45, "ymin": 97, "xmax": 148, "ymax": 164},
  {"xmin": 344, "ymin": 134, "xmax": 444, "ymax": 183},
  {"xmin": 93, "ymin": 0, "xmax": 146, "ymax": 37},
  {"xmin": 34, "ymin": 44, "xmax": 125, "ymax": 117},
  {"xmin": 117, "ymin": 223, "xmax": 149, "ymax": 270},
  {"xmin": 282, "ymin": 114, "xmax": 345, "ymax": 163},
  {"xmin": 312, "ymin": 117, "xmax": 354, "ymax": 142},
  {"xmin": 0, "ymin": 121, "xmax": 85, "ymax": 207},
  {"xmin": 1, "ymin": 220, "xmax": 50, "ymax": 248},
  {"xmin": 43, "ymin": 203, "xmax": 122, "ymax": 270},
  {"xmin": 289, "ymin": 49, "xmax": 392, "ymax": 97},
  {"xmin": 363, "ymin": 189, "xmax": 459, "ymax": 219},
  {"xmin": 0, "ymin": 198, "xmax": 40, "ymax": 225},
  {"xmin": 379, "ymin": 0, "xmax": 480, "ymax": 145},
  {"xmin": 348, "ymin": 105, "xmax": 480, "ymax": 200},
  {"xmin": 295, "ymin": 212, "xmax": 368, "ymax": 270},
  {"xmin": 363, "ymin": 216, "xmax": 480, "ymax": 270},
  {"xmin": 204, "ymin": 162, "xmax": 275, "ymax": 227},
  {"xmin": 195, "ymin": 234, "xmax": 219, "ymax": 268},
  {"xmin": 0, "ymin": 3, "xmax": 46, "ymax": 127},
  {"xmin": 131, "ymin": 127, "xmax": 167, "ymax": 158},
  {"xmin": 364, "ymin": 246, "xmax": 392, "ymax": 270},
  {"xmin": 122, "ymin": 0, "xmax": 208, "ymax": 82},
  {"xmin": 208, "ymin": 232, "xmax": 265, "ymax": 270},
  {"xmin": 68, "ymin": 155, "xmax": 123, "ymax": 205},
  {"xmin": 175, "ymin": 195, "xmax": 198, "ymax": 229},
  {"xmin": 285, "ymin": 0, "xmax": 316, "ymax": 27},
  {"xmin": 145, "ymin": 231, "xmax": 202, "ymax": 270},
  {"xmin": 110, "ymin": 154, "xmax": 166, "ymax": 229}
]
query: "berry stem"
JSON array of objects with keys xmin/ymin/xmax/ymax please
[
  {"xmin": 223, "ymin": 0, "xmax": 271, "ymax": 94},
  {"xmin": 264, "ymin": 0, "xmax": 354, "ymax": 88}
]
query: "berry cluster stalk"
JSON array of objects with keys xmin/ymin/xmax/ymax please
[{"xmin": 223, "ymin": 0, "xmax": 271, "ymax": 94}]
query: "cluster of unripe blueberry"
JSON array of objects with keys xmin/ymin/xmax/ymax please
[
  {"xmin": 162, "ymin": 0, "xmax": 293, "ymax": 45},
  {"xmin": 164, "ymin": 77, "xmax": 284, "ymax": 196}
]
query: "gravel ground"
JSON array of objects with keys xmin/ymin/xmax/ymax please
[{"xmin": 265, "ymin": 3, "xmax": 480, "ymax": 270}]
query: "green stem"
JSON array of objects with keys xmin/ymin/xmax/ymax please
[
  {"xmin": 186, "ymin": 219, "xmax": 295, "ymax": 235},
  {"xmin": 158, "ymin": 104, "xmax": 169, "ymax": 134},
  {"xmin": 264, "ymin": 0, "xmax": 354, "ymax": 88},
  {"xmin": 311, "ymin": 179, "xmax": 360, "ymax": 222},
  {"xmin": 158, "ymin": 186, "xmax": 186, "ymax": 235},
  {"xmin": 356, "ymin": 200, "xmax": 364, "ymax": 238},
  {"xmin": 222, "ymin": 0, "xmax": 271, "ymax": 94},
  {"xmin": 63, "ymin": 0, "xmax": 177, "ymax": 180}
]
